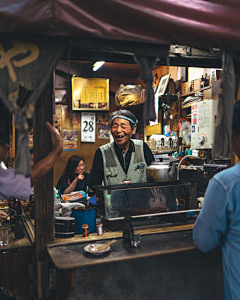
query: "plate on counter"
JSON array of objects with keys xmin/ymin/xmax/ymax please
[{"xmin": 84, "ymin": 243, "xmax": 110, "ymax": 255}]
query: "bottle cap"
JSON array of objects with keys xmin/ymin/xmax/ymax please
[{"xmin": 82, "ymin": 224, "xmax": 89, "ymax": 228}]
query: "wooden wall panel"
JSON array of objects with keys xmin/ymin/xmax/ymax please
[
  {"xmin": 53, "ymin": 131, "xmax": 110, "ymax": 186},
  {"xmin": 0, "ymin": 250, "xmax": 32, "ymax": 300},
  {"xmin": 53, "ymin": 75, "xmax": 136, "ymax": 187}
]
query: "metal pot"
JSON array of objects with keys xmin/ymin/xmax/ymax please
[{"xmin": 146, "ymin": 158, "xmax": 178, "ymax": 183}]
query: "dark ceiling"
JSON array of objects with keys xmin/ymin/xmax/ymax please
[
  {"xmin": 68, "ymin": 61, "xmax": 142, "ymax": 79},
  {"xmin": 59, "ymin": 39, "xmax": 240, "ymax": 80},
  {"xmin": 60, "ymin": 40, "xmax": 229, "ymax": 79}
]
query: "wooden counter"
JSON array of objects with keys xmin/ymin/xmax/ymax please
[
  {"xmin": 49, "ymin": 224, "xmax": 224, "ymax": 300},
  {"xmin": 0, "ymin": 227, "xmax": 33, "ymax": 300},
  {"xmin": 47, "ymin": 223, "xmax": 195, "ymax": 269},
  {"xmin": 0, "ymin": 227, "xmax": 32, "ymax": 253}
]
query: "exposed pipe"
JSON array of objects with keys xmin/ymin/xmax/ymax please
[{"xmin": 177, "ymin": 155, "xmax": 206, "ymax": 180}]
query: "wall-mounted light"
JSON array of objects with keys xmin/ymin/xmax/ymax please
[{"xmin": 93, "ymin": 61, "xmax": 105, "ymax": 71}]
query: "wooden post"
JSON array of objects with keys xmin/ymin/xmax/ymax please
[{"xmin": 34, "ymin": 77, "xmax": 55, "ymax": 299}]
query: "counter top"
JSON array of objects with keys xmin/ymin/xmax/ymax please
[
  {"xmin": 47, "ymin": 224, "xmax": 195, "ymax": 270},
  {"xmin": 0, "ymin": 213, "xmax": 34, "ymax": 254},
  {"xmin": 0, "ymin": 230, "xmax": 31, "ymax": 253}
]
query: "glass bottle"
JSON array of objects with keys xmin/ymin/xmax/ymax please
[
  {"xmin": 123, "ymin": 217, "xmax": 134, "ymax": 247},
  {"xmin": 9, "ymin": 198, "xmax": 22, "ymax": 215},
  {"xmin": 14, "ymin": 215, "xmax": 25, "ymax": 239},
  {"xmin": 200, "ymin": 75, "xmax": 205, "ymax": 89},
  {"xmin": 8, "ymin": 198, "xmax": 16, "ymax": 231}
]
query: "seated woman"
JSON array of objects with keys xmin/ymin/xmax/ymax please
[{"xmin": 57, "ymin": 155, "xmax": 89, "ymax": 195}]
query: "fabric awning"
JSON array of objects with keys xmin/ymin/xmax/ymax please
[{"xmin": 0, "ymin": 1, "xmax": 240, "ymax": 50}]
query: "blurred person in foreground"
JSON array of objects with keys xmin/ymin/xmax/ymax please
[
  {"xmin": 89, "ymin": 109, "xmax": 154, "ymax": 190},
  {"xmin": 0, "ymin": 132, "xmax": 9, "ymax": 170},
  {"xmin": 0, "ymin": 122, "xmax": 63, "ymax": 200},
  {"xmin": 193, "ymin": 100, "xmax": 240, "ymax": 300}
]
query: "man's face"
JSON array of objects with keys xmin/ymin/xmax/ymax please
[
  {"xmin": 111, "ymin": 117, "xmax": 136, "ymax": 150},
  {"xmin": 0, "ymin": 143, "xmax": 9, "ymax": 163}
]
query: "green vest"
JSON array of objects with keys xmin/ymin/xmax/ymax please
[{"xmin": 100, "ymin": 140, "xmax": 148, "ymax": 185}]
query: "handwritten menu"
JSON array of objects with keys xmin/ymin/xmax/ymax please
[{"xmin": 72, "ymin": 77, "xmax": 109, "ymax": 111}]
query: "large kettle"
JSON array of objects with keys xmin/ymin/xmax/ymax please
[{"xmin": 146, "ymin": 157, "xmax": 179, "ymax": 183}]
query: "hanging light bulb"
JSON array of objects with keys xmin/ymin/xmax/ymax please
[{"xmin": 93, "ymin": 61, "xmax": 105, "ymax": 71}]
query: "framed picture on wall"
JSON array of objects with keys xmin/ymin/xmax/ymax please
[
  {"xmin": 71, "ymin": 77, "xmax": 109, "ymax": 111},
  {"xmin": 156, "ymin": 74, "xmax": 171, "ymax": 96},
  {"xmin": 55, "ymin": 89, "xmax": 68, "ymax": 105}
]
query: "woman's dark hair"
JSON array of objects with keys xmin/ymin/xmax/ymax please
[
  {"xmin": 110, "ymin": 109, "xmax": 138, "ymax": 130},
  {"xmin": 65, "ymin": 155, "xmax": 85, "ymax": 181},
  {"xmin": 232, "ymin": 100, "xmax": 240, "ymax": 134}
]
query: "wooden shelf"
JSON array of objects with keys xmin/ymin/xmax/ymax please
[
  {"xmin": 181, "ymin": 101, "xmax": 198, "ymax": 109},
  {"xmin": 181, "ymin": 85, "xmax": 212, "ymax": 109},
  {"xmin": 180, "ymin": 85, "xmax": 212, "ymax": 98}
]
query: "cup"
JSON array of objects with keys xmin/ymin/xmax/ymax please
[
  {"xmin": 0, "ymin": 226, "xmax": 8, "ymax": 246},
  {"xmin": 0, "ymin": 201, "xmax": 5, "ymax": 208},
  {"xmin": 2, "ymin": 228, "xmax": 8, "ymax": 246}
]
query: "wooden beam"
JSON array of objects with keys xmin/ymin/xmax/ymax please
[{"xmin": 34, "ymin": 77, "xmax": 55, "ymax": 299}]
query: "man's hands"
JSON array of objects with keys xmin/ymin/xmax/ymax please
[
  {"xmin": 46, "ymin": 122, "xmax": 63, "ymax": 154},
  {"xmin": 0, "ymin": 210, "xmax": 7, "ymax": 221},
  {"xmin": 31, "ymin": 122, "xmax": 63, "ymax": 186}
]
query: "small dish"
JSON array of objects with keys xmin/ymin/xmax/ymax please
[{"xmin": 84, "ymin": 243, "xmax": 110, "ymax": 255}]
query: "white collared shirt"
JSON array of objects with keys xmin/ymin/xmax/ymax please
[
  {"xmin": 0, "ymin": 161, "xmax": 7, "ymax": 169},
  {"xmin": 0, "ymin": 167, "xmax": 31, "ymax": 200}
]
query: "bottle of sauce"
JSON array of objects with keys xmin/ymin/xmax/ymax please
[
  {"xmin": 8, "ymin": 198, "xmax": 23, "ymax": 231},
  {"xmin": 14, "ymin": 215, "xmax": 25, "ymax": 239},
  {"xmin": 200, "ymin": 75, "xmax": 205, "ymax": 89}
]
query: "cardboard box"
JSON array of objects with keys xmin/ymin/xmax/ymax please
[
  {"xmin": 193, "ymin": 78, "xmax": 201, "ymax": 91},
  {"xmin": 180, "ymin": 82, "xmax": 190, "ymax": 95},
  {"xmin": 203, "ymin": 87, "xmax": 212, "ymax": 99}
]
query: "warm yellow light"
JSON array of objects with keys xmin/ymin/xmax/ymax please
[{"xmin": 93, "ymin": 61, "xmax": 105, "ymax": 71}]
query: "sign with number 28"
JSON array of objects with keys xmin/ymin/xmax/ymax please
[{"xmin": 81, "ymin": 112, "xmax": 96, "ymax": 142}]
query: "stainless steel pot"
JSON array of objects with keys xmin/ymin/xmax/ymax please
[{"xmin": 146, "ymin": 158, "xmax": 178, "ymax": 183}]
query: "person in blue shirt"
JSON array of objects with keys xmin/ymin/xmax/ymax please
[
  {"xmin": 193, "ymin": 100, "xmax": 240, "ymax": 300},
  {"xmin": 0, "ymin": 122, "xmax": 63, "ymax": 200}
]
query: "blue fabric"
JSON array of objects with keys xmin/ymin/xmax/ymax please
[
  {"xmin": 89, "ymin": 195, "xmax": 97, "ymax": 206},
  {"xmin": 193, "ymin": 162, "xmax": 240, "ymax": 300}
]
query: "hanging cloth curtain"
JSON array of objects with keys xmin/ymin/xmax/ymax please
[
  {"xmin": 0, "ymin": 34, "xmax": 67, "ymax": 176},
  {"xmin": 134, "ymin": 55, "xmax": 158, "ymax": 122},
  {"xmin": 212, "ymin": 52, "xmax": 235, "ymax": 159}
]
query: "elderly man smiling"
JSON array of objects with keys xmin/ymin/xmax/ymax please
[{"xmin": 89, "ymin": 109, "xmax": 154, "ymax": 189}]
